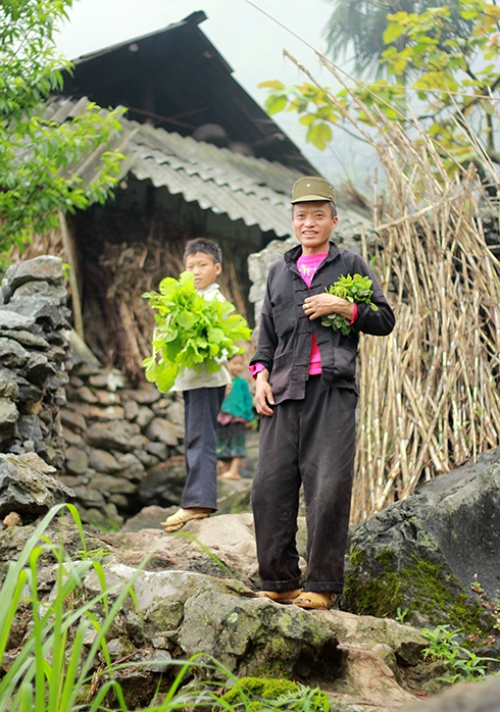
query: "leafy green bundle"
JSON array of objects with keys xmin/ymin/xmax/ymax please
[
  {"xmin": 321, "ymin": 273, "xmax": 378, "ymax": 336},
  {"xmin": 143, "ymin": 271, "xmax": 251, "ymax": 392}
]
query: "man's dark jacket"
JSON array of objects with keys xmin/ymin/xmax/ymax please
[{"xmin": 250, "ymin": 242, "xmax": 395, "ymax": 404}]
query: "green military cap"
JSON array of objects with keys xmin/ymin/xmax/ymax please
[{"xmin": 291, "ymin": 176, "xmax": 336, "ymax": 205}]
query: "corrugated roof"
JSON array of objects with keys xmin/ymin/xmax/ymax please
[
  {"xmin": 61, "ymin": 11, "xmax": 318, "ymax": 175},
  {"xmin": 45, "ymin": 97, "xmax": 305, "ymax": 237}
]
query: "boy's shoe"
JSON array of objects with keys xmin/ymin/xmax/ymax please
[
  {"xmin": 293, "ymin": 592, "xmax": 336, "ymax": 610},
  {"xmin": 161, "ymin": 508, "xmax": 211, "ymax": 532},
  {"xmin": 256, "ymin": 589, "xmax": 303, "ymax": 605}
]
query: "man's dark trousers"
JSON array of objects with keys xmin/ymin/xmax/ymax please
[
  {"xmin": 182, "ymin": 386, "xmax": 225, "ymax": 510},
  {"xmin": 252, "ymin": 376, "xmax": 357, "ymax": 593}
]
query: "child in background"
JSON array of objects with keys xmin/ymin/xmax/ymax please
[{"xmin": 216, "ymin": 353, "xmax": 254, "ymax": 480}]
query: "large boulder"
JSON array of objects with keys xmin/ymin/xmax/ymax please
[
  {"xmin": 344, "ymin": 448, "xmax": 500, "ymax": 635},
  {"xmin": 402, "ymin": 672, "xmax": 500, "ymax": 711},
  {"xmin": 83, "ymin": 564, "xmax": 342, "ymax": 680}
]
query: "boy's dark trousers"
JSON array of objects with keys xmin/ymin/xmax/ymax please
[
  {"xmin": 182, "ymin": 386, "xmax": 226, "ymax": 510},
  {"xmin": 252, "ymin": 377, "xmax": 357, "ymax": 593}
]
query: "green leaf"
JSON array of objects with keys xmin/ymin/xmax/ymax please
[
  {"xmin": 383, "ymin": 22, "xmax": 406, "ymax": 45},
  {"xmin": 258, "ymin": 80, "xmax": 285, "ymax": 89},
  {"xmin": 155, "ymin": 362, "xmax": 179, "ymax": 393},
  {"xmin": 207, "ymin": 327, "xmax": 225, "ymax": 342},
  {"xmin": 142, "ymin": 271, "xmax": 251, "ymax": 389},
  {"xmin": 299, "ymin": 113, "xmax": 318, "ymax": 126},
  {"xmin": 265, "ymin": 94, "xmax": 288, "ymax": 115},
  {"xmin": 323, "ymin": 273, "xmax": 376, "ymax": 334},
  {"xmin": 177, "ymin": 310, "xmax": 196, "ymax": 329},
  {"xmin": 306, "ymin": 122, "xmax": 333, "ymax": 150},
  {"xmin": 460, "ymin": 9, "xmax": 478, "ymax": 20}
]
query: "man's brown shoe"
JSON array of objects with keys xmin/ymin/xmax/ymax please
[
  {"xmin": 293, "ymin": 592, "xmax": 335, "ymax": 610},
  {"xmin": 257, "ymin": 589, "xmax": 303, "ymax": 605}
]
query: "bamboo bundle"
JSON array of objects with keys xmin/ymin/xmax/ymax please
[
  {"xmin": 351, "ymin": 121, "xmax": 500, "ymax": 522},
  {"xmin": 283, "ymin": 50, "xmax": 500, "ymax": 521}
]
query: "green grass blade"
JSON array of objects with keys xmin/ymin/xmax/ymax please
[
  {"xmin": 18, "ymin": 682, "xmax": 33, "ymax": 712},
  {"xmin": 27, "ymin": 548, "xmax": 46, "ymax": 712},
  {"xmin": 89, "ymin": 560, "xmax": 110, "ymax": 617},
  {"xmin": 0, "ymin": 567, "xmax": 29, "ymax": 660},
  {"xmin": 58, "ymin": 621, "xmax": 91, "ymax": 712},
  {"xmin": 47, "ymin": 544, "xmax": 67, "ymax": 711}
]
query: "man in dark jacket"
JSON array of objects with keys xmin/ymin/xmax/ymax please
[{"xmin": 250, "ymin": 176, "xmax": 395, "ymax": 610}]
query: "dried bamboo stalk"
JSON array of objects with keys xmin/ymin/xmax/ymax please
[{"xmin": 292, "ymin": 56, "xmax": 500, "ymax": 522}]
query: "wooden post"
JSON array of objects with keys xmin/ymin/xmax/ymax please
[{"xmin": 58, "ymin": 209, "xmax": 84, "ymax": 341}]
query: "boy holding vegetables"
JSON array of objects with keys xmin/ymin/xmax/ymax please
[
  {"xmin": 250, "ymin": 177, "xmax": 395, "ymax": 609},
  {"xmin": 162, "ymin": 238, "xmax": 232, "ymax": 533}
]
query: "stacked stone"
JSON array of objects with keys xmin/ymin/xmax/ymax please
[
  {"xmin": 0, "ymin": 256, "xmax": 71, "ymax": 468},
  {"xmin": 60, "ymin": 366, "xmax": 185, "ymax": 529}
]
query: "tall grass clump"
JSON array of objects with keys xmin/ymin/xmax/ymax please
[
  {"xmin": 0, "ymin": 503, "xmax": 151, "ymax": 711},
  {"xmin": 0, "ymin": 504, "xmax": 331, "ymax": 711}
]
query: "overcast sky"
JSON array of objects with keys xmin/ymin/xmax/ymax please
[{"xmin": 56, "ymin": 0, "xmax": 377, "ymax": 188}]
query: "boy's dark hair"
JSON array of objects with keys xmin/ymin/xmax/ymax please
[
  {"xmin": 292, "ymin": 201, "xmax": 337, "ymax": 219},
  {"xmin": 184, "ymin": 238, "xmax": 222, "ymax": 265}
]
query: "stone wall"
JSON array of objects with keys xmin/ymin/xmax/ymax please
[
  {"xmin": 0, "ymin": 255, "xmax": 187, "ymax": 529},
  {"xmin": 60, "ymin": 363, "xmax": 185, "ymax": 529},
  {"xmin": 0, "ymin": 256, "xmax": 71, "ymax": 468}
]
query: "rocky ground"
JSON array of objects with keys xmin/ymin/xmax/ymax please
[
  {"xmin": 3, "ymin": 445, "xmax": 500, "ymax": 711},
  {"xmin": 3, "ymin": 255, "xmax": 500, "ymax": 710},
  {"xmin": 5, "ymin": 496, "xmax": 500, "ymax": 711},
  {"xmin": 0, "ymin": 439, "xmax": 497, "ymax": 712},
  {"xmin": 0, "ymin": 504, "xmax": 425, "ymax": 712}
]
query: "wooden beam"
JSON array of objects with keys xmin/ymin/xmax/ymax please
[{"xmin": 58, "ymin": 210, "xmax": 84, "ymax": 341}]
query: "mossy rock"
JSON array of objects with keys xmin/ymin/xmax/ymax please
[
  {"xmin": 344, "ymin": 545, "xmax": 488, "ymax": 638},
  {"xmin": 343, "ymin": 453, "xmax": 500, "ymax": 643},
  {"xmin": 215, "ymin": 676, "xmax": 329, "ymax": 711}
]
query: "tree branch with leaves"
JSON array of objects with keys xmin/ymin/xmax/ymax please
[
  {"xmin": 0, "ymin": 0, "xmax": 124, "ymax": 260},
  {"xmin": 260, "ymin": 0, "xmax": 500, "ymax": 177}
]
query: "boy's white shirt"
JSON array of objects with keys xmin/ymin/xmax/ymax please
[{"xmin": 171, "ymin": 282, "xmax": 232, "ymax": 392}]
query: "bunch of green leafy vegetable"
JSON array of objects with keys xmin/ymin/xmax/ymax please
[
  {"xmin": 321, "ymin": 273, "xmax": 378, "ymax": 336},
  {"xmin": 143, "ymin": 271, "xmax": 251, "ymax": 392}
]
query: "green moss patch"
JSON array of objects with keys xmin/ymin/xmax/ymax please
[
  {"xmin": 215, "ymin": 677, "xmax": 329, "ymax": 711},
  {"xmin": 344, "ymin": 546, "xmax": 487, "ymax": 638}
]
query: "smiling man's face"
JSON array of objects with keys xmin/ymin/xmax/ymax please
[{"xmin": 292, "ymin": 201, "xmax": 338, "ymax": 255}]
